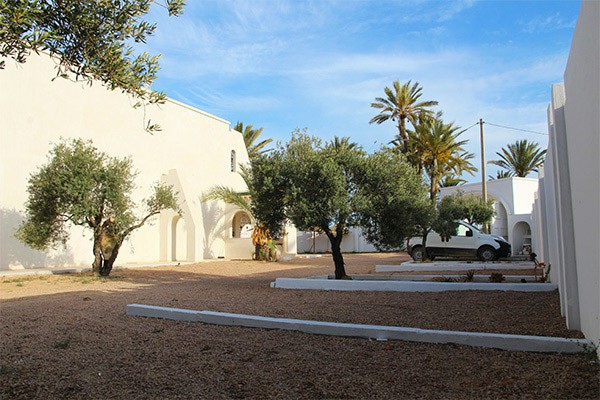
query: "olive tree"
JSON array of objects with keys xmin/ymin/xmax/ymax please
[
  {"xmin": 357, "ymin": 149, "xmax": 432, "ymax": 251},
  {"xmin": 16, "ymin": 139, "xmax": 179, "ymax": 276},
  {"xmin": 246, "ymin": 132, "xmax": 430, "ymax": 279},
  {"xmin": 244, "ymin": 133, "xmax": 363, "ymax": 278}
]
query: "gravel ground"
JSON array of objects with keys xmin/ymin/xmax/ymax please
[{"xmin": 1, "ymin": 253, "xmax": 598, "ymax": 399}]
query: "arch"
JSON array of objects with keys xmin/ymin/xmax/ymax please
[
  {"xmin": 232, "ymin": 211, "xmax": 252, "ymax": 238},
  {"xmin": 512, "ymin": 221, "xmax": 532, "ymax": 256},
  {"xmin": 230, "ymin": 150, "xmax": 237, "ymax": 172},
  {"xmin": 171, "ymin": 215, "xmax": 188, "ymax": 261},
  {"xmin": 491, "ymin": 201, "xmax": 509, "ymax": 239}
]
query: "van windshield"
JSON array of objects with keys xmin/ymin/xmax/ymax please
[{"xmin": 460, "ymin": 222, "xmax": 481, "ymax": 233}]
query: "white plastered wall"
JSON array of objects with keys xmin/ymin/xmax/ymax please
[
  {"xmin": 562, "ymin": 0, "xmax": 599, "ymax": 347},
  {"xmin": 532, "ymin": 0, "xmax": 599, "ymax": 349},
  {"xmin": 0, "ymin": 53, "xmax": 250, "ymax": 269}
]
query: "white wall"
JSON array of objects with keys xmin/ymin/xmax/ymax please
[
  {"xmin": 562, "ymin": 0, "xmax": 599, "ymax": 347},
  {"xmin": 297, "ymin": 227, "xmax": 378, "ymax": 254},
  {"xmin": 0, "ymin": 54, "xmax": 250, "ymax": 269},
  {"xmin": 533, "ymin": 0, "xmax": 599, "ymax": 351}
]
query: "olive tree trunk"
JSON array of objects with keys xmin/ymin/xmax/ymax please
[
  {"xmin": 420, "ymin": 228, "xmax": 432, "ymax": 262},
  {"xmin": 324, "ymin": 229, "xmax": 347, "ymax": 279}
]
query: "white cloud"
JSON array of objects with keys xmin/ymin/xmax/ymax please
[
  {"xmin": 143, "ymin": 0, "xmax": 570, "ymax": 182},
  {"xmin": 521, "ymin": 13, "xmax": 576, "ymax": 33}
]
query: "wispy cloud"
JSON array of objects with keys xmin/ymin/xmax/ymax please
[
  {"xmin": 521, "ymin": 13, "xmax": 576, "ymax": 33},
  {"xmin": 143, "ymin": 0, "xmax": 577, "ymax": 177}
]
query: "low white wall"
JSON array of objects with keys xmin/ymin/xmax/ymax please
[
  {"xmin": 224, "ymin": 238, "xmax": 254, "ymax": 260},
  {"xmin": 297, "ymin": 227, "xmax": 377, "ymax": 254}
]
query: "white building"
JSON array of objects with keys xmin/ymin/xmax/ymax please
[
  {"xmin": 532, "ymin": 0, "xmax": 599, "ymax": 353},
  {"xmin": 439, "ymin": 177, "xmax": 538, "ymax": 256},
  {"xmin": 0, "ymin": 53, "xmax": 296, "ymax": 270}
]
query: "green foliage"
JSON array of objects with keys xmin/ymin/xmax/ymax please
[
  {"xmin": 233, "ymin": 121, "xmax": 273, "ymax": 161},
  {"xmin": 406, "ymin": 112, "xmax": 476, "ymax": 201},
  {"xmin": 489, "ymin": 139, "xmax": 547, "ymax": 177},
  {"xmin": 489, "ymin": 170, "xmax": 514, "ymax": 180},
  {"xmin": 432, "ymin": 193, "xmax": 494, "ymax": 241},
  {"xmin": 16, "ymin": 138, "xmax": 179, "ymax": 275},
  {"xmin": 0, "ymin": 0, "xmax": 185, "ymax": 116},
  {"xmin": 243, "ymin": 154, "xmax": 287, "ymax": 239},
  {"xmin": 357, "ymin": 149, "xmax": 431, "ymax": 250},
  {"xmin": 202, "ymin": 186, "xmax": 251, "ymax": 214},
  {"xmin": 439, "ymin": 174, "xmax": 467, "ymax": 188},
  {"xmin": 282, "ymin": 133, "xmax": 365, "ymax": 234},
  {"xmin": 439, "ymin": 192, "xmax": 495, "ymax": 227},
  {"xmin": 245, "ymin": 131, "xmax": 367, "ymax": 277},
  {"xmin": 370, "ymin": 80, "xmax": 438, "ymax": 154},
  {"xmin": 246, "ymin": 131, "xmax": 431, "ymax": 277}
]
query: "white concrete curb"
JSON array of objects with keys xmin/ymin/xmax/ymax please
[
  {"xmin": 311, "ymin": 274, "xmax": 539, "ymax": 282},
  {"xmin": 377, "ymin": 261, "xmax": 536, "ymax": 272},
  {"xmin": 126, "ymin": 304, "xmax": 590, "ymax": 354},
  {"xmin": 271, "ymin": 278, "xmax": 557, "ymax": 292}
]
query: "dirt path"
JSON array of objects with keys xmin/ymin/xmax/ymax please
[{"xmin": 1, "ymin": 253, "xmax": 598, "ymax": 399}]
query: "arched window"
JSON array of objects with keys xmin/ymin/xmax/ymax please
[{"xmin": 230, "ymin": 150, "xmax": 237, "ymax": 172}]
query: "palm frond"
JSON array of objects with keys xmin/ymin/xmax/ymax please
[{"xmin": 202, "ymin": 186, "xmax": 251, "ymax": 214}]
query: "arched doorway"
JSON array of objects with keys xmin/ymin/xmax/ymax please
[
  {"xmin": 232, "ymin": 211, "xmax": 252, "ymax": 238},
  {"xmin": 512, "ymin": 221, "xmax": 532, "ymax": 256},
  {"xmin": 491, "ymin": 201, "xmax": 509, "ymax": 240},
  {"xmin": 171, "ymin": 215, "xmax": 187, "ymax": 261}
]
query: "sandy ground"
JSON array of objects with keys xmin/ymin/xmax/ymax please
[{"xmin": 1, "ymin": 253, "xmax": 598, "ymax": 399}]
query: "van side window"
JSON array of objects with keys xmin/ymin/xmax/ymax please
[{"xmin": 456, "ymin": 224, "xmax": 472, "ymax": 237}]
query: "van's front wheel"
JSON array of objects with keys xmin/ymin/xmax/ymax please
[
  {"xmin": 410, "ymin": 246, "xmax": 424, "ymax": 261},
  {"xmin": 477, "ymin": 246, "xmax": 497, "ymax": 262}
]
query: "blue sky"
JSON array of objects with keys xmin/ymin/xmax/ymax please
[{"xmin": 144, "ymin": 0, "xmax": 580, "ymax": 181}]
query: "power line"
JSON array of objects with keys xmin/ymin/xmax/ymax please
[
  {"xmin": 461, "ymin": 121, "xmax": 479, "ymax": 132},
  {"xmin": 485, "ymin": 122, "xmax": 548, "ymax": 136}
]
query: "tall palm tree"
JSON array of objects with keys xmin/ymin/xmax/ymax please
[
  {"xmin": 233, "ymin": 122, "xmax": 273, "ymax": 161},
  {"xmin": 489, "ymin": 140, "xmax": 546, "ymax": 177},
  {"xmin": 407, "ymin": 113, "xmax": 477, "ymax": 201},
  {"xmin": 369, "ymin": 80, "xmax": 438, "ymax": 154}
]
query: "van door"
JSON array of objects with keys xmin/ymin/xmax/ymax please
[
  {"xmin": 424, "ymin": 230, "xmax": 445, "ymax": 257},
  {"xmin": 444, "ymin": 222, "xmax": 477, "ymax": 257}
]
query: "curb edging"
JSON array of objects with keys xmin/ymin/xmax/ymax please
[{"xmin": 126, "ymin": 304, "xmax": 590, "ymax": 354}]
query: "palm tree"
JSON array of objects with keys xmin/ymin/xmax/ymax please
[
  {"xmin": 439, "ymin": 174, "xmax": 467, "ymax": 188},
  {"xmin": 202, "ymin": 179, "xmax": 276, "ymax": 261},
  {"xmin": 370, "ymin": 80, "xmax": 438, "ymax": 154},
  {"xmin": 488, "ymin": 170, "xmax": 514, "ymax": 180},
  {"xmin": 233, "ymin": 122, "xmax": 273, "ymax": 160},
  {"xmin": 489, "ymin": 140, "xmax": 546, "ymax": 177},
  {"xmin": 407, "ymin": 113, "xmax": 477, "ymax": 201}
]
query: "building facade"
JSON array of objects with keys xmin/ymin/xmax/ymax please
[
  {"xmin": 0, "ymin": 53, "xmax": 295, "ymax": 270},
  {"xmin": 439, "ymin": 177, "xmax": 538, "ymax": 256}
]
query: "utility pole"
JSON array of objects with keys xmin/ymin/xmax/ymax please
[{"xmin": 479, "ymin": 118, "xmax": 489, "ymax": 233}]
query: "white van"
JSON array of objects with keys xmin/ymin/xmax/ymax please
[{"xmin": 406, "ymin": 221, "xmax": 511, "ymax": 262}]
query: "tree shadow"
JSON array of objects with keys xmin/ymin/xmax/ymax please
[{"xmin": 0, "ymin": 208, "xmax": 74, "ymax": 269}]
